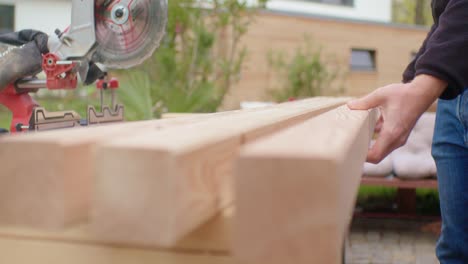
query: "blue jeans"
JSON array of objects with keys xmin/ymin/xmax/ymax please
[{"xmin": 432, "ymin": 88, "xmax": 468, "ymax": 263}]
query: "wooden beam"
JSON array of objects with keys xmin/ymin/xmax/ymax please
[
  {"xmin": 162, "ymin": 113, "xmax": 211, "ymax": 119},
  {"xmin": 0, "ymin": 113, "xmax": 233, "ymax": 229},
  {"xmin": 233, "ymin": 106, "xmax": 377, "ymax": 264},
  {"xmin": 91, "ymin": 97, "xmax": 348, "ymax": 247},
  {"xmin": 0, "ymin": 235, "xmax": 234, "ymax": 264},
  {"xmin": 0, "ymin": 207, "xmax": 233, "ymax": 254}
]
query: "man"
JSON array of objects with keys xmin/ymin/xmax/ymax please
[{"xmin": 348, "ymin": 0, "xmax": 468, "ymax": 263}]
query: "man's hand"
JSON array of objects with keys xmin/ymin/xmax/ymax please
[
  {"xmin": 0, "ymin": 29, "xmax": 105, "ymax": 90},
  {"xmin": 347, "ymin": 74, "xmax": 446, "ymax": 163},
  {"xmin": 0, "ymin": 30, "xmax": 49, "ymax": 90}
]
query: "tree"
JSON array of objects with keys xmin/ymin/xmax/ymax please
[{"xmin": 393, "ymin": 0, "xmax": 432, "ymax": 26}]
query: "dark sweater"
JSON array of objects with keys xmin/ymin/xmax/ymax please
[{"xmin": 402, "ymin": 0, "xmax": 468, "ymax": 99}]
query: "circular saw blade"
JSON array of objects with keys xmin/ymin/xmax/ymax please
[{"xmin": 93, "ymin": 0, "xmax": 167, "ymax": 69}]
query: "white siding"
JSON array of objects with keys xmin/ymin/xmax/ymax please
[
  {"xmin": 0, "ymin": 0, "xmax": 71, "ymax": 34},
  {"xmin": 2, "ymin": 0, "xmax": 392, "ymax": 34},
  {"xmin": 15, "ymin": 0, "xmax": 71, "ymax": 34},
  {"xmin": 0, "ymin": 0, "xmax": 14, "ymax": 4},
  {"xmin": 267, "ymin": 0, "xmax": 392, "ymax": 23}
]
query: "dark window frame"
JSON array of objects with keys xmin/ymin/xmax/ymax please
[
  {"xmin": 0, "ymin": 4, "xmax": 15, "ymax": 34},
  {"xmin": 350, "ymin": 48, "xmax": 377, "ymax": 72}
]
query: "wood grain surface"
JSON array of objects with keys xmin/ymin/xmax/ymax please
[
  {"xmin": 92, "ymin": 97, "xmax": 347, "ymax": 247},
  {"xmin": 233, "ymin": 106, "xmax": 377, "ymax": 264}
]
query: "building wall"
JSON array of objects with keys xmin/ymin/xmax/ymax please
[
  {"xmin": 14, "ymin": 0, "xmax": 71, "ymax": 34},
  {"xmin": 0, "ymin": 0, "xmax": 70, "ymax": 33},
  {"xmin": 267, "ymin": 0, "xmax": 392, "ymax": 23},
  {"xmin": 222, "ymin": 12, "xmax": 429, "ymax": 109},
  {"xmin": 0, "ymin": 0, "xmax": 14, "ymax": 5},
  {"xmin": 0, "ymin": 0, "xmax": 15, "ymax": 33}
]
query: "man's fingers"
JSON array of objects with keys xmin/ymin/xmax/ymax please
[
  {"xmin": 366, "ymin": 130, "xmax": 397, "ymax": 164},
  {"xmin": 374, "ymin": 116, "xmax": 383, "ymax": 133},
  {"xmin": 347, "ymin": 91, "xmax": 384, "ymax": 110}
]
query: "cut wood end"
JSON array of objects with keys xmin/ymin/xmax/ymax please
[{"xmin": 92, "ymin": 145, "xmax": 176, "ymax": 247}]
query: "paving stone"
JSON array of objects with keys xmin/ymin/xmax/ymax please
[
  {"xmin": 350, "ymin": 232, "xmax": 367, "ymax": 243},
  {"xmin": 393, "ymin": 251, "xmax": 415, "ymax": 262},
  {"xmin": 382, "ymin": 231, "xmax": 399, "ymax": 240},
  {"xmin": 382, "ymin": 234, "xmax": 399, "ymax": 245},
  {"xmin": 415, "ymin": 233, "xmax": 438, "ymax": 243},
  {"xmin": 372, "ymin": 254, "xmax": 392, "ymax": 264},
  {"xmin": 415, "ymin": 253, "xmax": 439, "ymax": 264},
  {"xmin": 366, "ymin": 231, "xmax": 381, "ymax": 242},
  {"xmin": 399, "ymin": 232, "xmax": 417, "ymax": 245},
  {"xmin": 415, "ymin": 243, "xmax": 436, "ymax": 252},
  {"xmin": 346, "ymin": 218, "xmax": 439, "ymax": 264},
  {"xmin": 348, "ymin": 261, "xmax": 370, "ymax": 264}
]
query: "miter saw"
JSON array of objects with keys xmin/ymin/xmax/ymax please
[{"xmin": 0, "ymin": 0, "xmax": 167, "ymax": 132}]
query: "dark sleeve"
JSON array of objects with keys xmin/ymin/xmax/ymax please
[
  {"xmin": 0, "ymin": 30, "xmax": 49, "ymax": 89},
  {"xmin": 402, "ymin": 24, "xmax": 436, "ymax": 83},
  {"xmin": 0, "ymin": 29, "xmax": 48, "ymax": 53},
  {"xmin": 413, "ymin": 0, "xmax": 468, "ymax": 99}
]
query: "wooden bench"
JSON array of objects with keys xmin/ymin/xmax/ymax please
[{"xmin": 360, "ymin": 176, "xmax": 438, "ymax": 217}]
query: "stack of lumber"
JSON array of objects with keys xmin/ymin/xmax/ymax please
[{"xmin": 0, "ymin": 97, "xmax": 376, "ymax": 264}]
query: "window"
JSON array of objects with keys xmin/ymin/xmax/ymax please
[
  {"xmin": 308, "ymin": 0, "xmax": 354, "ymax": 7},
  {"xmin": 350, "ymin": 49, "xmax": 376, "ymax": 71},
  {"xmin": 0, "ymin": 5, "xmax": 14, "ymax": 34}
]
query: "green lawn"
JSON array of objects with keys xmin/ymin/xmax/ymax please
[
  {"xmin": 0, "ymin": 105, "xmax": 11, "ymax": 129},
  {"xmin": 357, "ymin": 186, "xmax": 440, "ymax": 216}
]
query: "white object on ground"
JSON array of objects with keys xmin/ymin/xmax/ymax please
[
  {"xmin": 392, "ymin": 151, "xmax": 436, "ymax": 179},
  {"xmin": 392, "ymin": 113, "xmax": 437, "ymax": 179}
]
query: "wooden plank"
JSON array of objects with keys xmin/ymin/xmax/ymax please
[
  {"xmin": 0, "ymin": 112, "xmax": 238, "ymax": 229},
  {"xmin": 0, "ymin": 236, "xmax": 234, "ymax": 264},
  {"xmin": 361, "ymin": 176, "xmax": 438, "ymax": 189},
  {"xmin": 0, "ymin": 207, "xmax": 233, "ymax": 254},
  {"xmin": 91, "ymin": 97, "xmax": 348, "ymax": 247},
  {"xmin": 162, "ymin": 113, "xmax": 211, "ymax": 119},
  {"xmin": 233, "ymin": 106, "xmax": 377, "ymax": 264}
]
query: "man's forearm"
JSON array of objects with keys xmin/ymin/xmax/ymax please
[{"xmin": 408, "ymin": 74, "xmax": 447, "ymax": 111}]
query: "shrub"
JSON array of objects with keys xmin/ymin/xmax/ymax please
[
  {"xmin": 118, "ymin": 0, "xmax": 266, "ymax": 119},
  {"xmin": 267, "ymin": 37, "xmax": 343, "ymax": 102}
]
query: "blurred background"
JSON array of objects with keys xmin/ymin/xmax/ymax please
[{"xmin": 0, "ymin": 0, "xmax": 433, "ymax": 122}]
